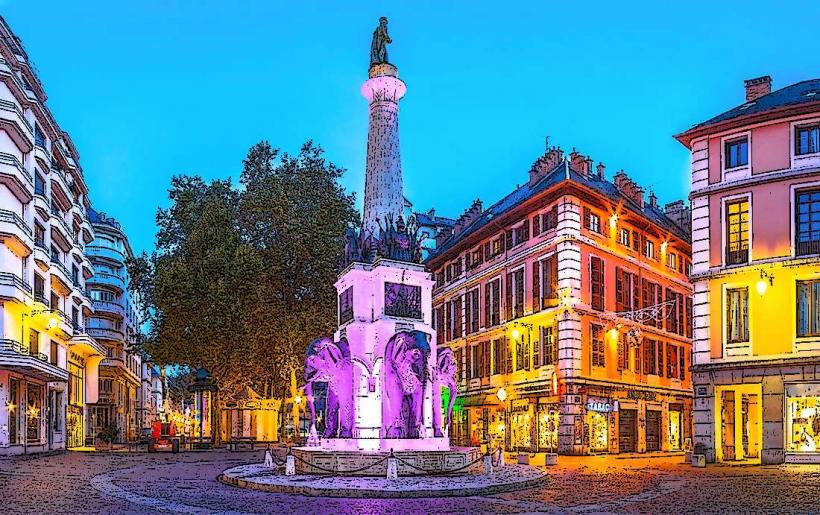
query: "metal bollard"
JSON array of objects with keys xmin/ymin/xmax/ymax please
[
  {"xmin": 483, "ymin": 454, "xmax": 494, "ymax": 474},
  {"xmin": 263, "ymin": 447, "xmax": 274, "ymax": 468},
  {"xmin": 285, "ymin": 455, "xmax": 296, "ymax": 475},
  {"xmin": 386, "ymin": 449, "xmax": 398, "ymax": 480},
  {"xmin": 496, "ymin": 448, "xmax": 505, "ymax": 469}
]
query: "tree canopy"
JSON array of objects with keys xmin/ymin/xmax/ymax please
[{"xmin": 129, "ymin": 141, "xmax": 358, "ymax": 402}]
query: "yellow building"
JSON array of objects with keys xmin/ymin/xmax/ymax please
[{"xmin": 677, "ymin": 75, "xmax": 820, "ymax": 464}]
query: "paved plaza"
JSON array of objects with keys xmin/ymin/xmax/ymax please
[{"xmin": 1, "ymin": 449, "xmax": 819, "ymax": 514}]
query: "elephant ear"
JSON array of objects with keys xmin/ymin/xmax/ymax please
[
  {"xmin": 438, "ymin": 347, "xmax": 453, "ymax": 369},
  {"xmin": 322, "ymin": 340, "xmax": 345, "ymax": 365}
]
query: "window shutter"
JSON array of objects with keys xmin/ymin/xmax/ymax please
[
  {"xmin": 505, "ymin": 230, "xmax": 513, "ymax": 250},
  {"xmin": 679, "ymin": 347, "xmax": 686, "ymax": 382},
  {"xmin": 532, "ymin": 332, "xmax": 540, "ymax": 368},
  {"xmin": 483, "ymin": 340, "xmax": 491, "ymax": 377},
  {"xmin": 465, "ymin": 251, "xmax": 472, "ymax": 269},
  {"xmin": 533, "ymin": 214, "xmax": 541, "ymax": 236},
  {"xmin": 657, "ymin": 341, "xmax": 665, "ymax": 377},
  {"xmin": 548, "ymin": 255, "xmax": 558, "ymax": 300},
  {"xmin": 478, "ymin": 245, "xmax": 484, "ymax": 264},
  {"xmin": 583, "ymin": 206, "xmax": 591, "ymax": 229},
  {"xmin": 484, "ymin": 283, "xmax": 491, "ymax": 327},
  {"xmin": 484, "ymin": 241, "xmax": 491, "ymax": 259},
  {"xmin": 505, "ymin": 272, "xmax": 513, "ymax": 321},
  {"xmin": 617, "ymin": 334, "xmax": 625, "ymax": 371},
  {"xmin": 615, "ymin": 267, "xmax": 624, "ymax": 311},
  {"xmin": 632, "ymin": 231, "xmax": 640, "ymax": 252},
  {"xmin": 642, "ymin": 278, "xmax": 650, "ymax": 309},
  {"xmin": 465, "ymin": 292, "xmax": 472, "ymax": 335},
  {"xmin": 686, "ymin": 296, "xmax": 693, "ymax": 339},
  {"xmin": 523, "ymin": 219, "xmax": 530, "ymax": 241},
  {"xmin": 466, "ymin": 344, "xmax": 472, "ymax": 380},
  {"xmin": 632, "ymin": 274, "xmax": 640, "ymax": 313},
  {"xmin": 655, "ymin": 285, "xmax": 663, "ymax": 328},
  {"xmin": 590, "ymin": 256, "xmax": 604, "ymax": 311},
  {"xmin": 533, "ymin": 260, "xmax": 541, "ymax": 312}
]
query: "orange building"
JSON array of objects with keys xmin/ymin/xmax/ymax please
[
  {"xmin": 428, "ymin": 148, "xmax": 692, "ymax": 455},
  {"xmin": 676, "ymin": 76, "xmax": 820, "ymax": 464}
]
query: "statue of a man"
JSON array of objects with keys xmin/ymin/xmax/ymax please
[{"xmin": 370, "ymin": 16, "xmax": 392, "ymax": 67}]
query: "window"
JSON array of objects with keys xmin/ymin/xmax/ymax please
[
  {"xmin": 533, "ymin": 255, "xmax": 557, "ymax": 312},
  {"xmin": 467, "ymin": 246, "xmax": 484, "ymax": 269},
  {"xmin": 665, "ymin": 289, "xmax": 684, "ymax": 336},
  {"xmin": 643, "ymin": 339, "xmax": 657, "ymax": 375},
  {"xmin": 590, "ymin": 256, "xmax": 605, "ymax": 311},
  {"xmin": 26, "ymin": 383, "xmax": 43, "ymax": 444},
  {"xmin": 725, "ymin": 137, "xmax": 749, "ymax": 169},
  {"xmin": 667, "ymin": 252, "xmax": 677, "ymax": 271},
  {"xmin": 584, "ymin": 207, "xmax": 601, "ymax": 234},
  {"xmin": 539, "ymin": 325, "xmax": 557, "ymax": 367},
  {"xmin": 506, "ymin": 221, "xmax": 530, "ymax": 249},
  {"xmin": 505, "ymin": 268, "xmax": 525, "ymax": 320},
  {"xmin": 795, "ymin": 124, "xmax": 820, "ymax": 156},
  {"xmin": 667, "ymin": 345, "xmax": 678, "ymax": 379},
  {"xmin": 482, "ymin": 340, "xmax": 490, "ymax": 377},
  {"xmin": 726, "ymin": 287, "xmax": 749, "ymax": 343},
  {"xmin": 619, "ymin": 228, "xmax": 630, "ymax": 247},
  {"xmin": 29, "ymin": 329, "xmax": 39, "ymax": 356},
  {"xmin": 540, "ymin": 205, "xmax": 559, "ymax": 233},
  {"xmin": 642, "ymin": 279, "xmax": 664, "ymax": 328},
  {"xmin": 485, "ymin": 278, "xmax": 501, "ymax": 327},
  {"xmin": 465, "ymin": 288, "xmax": 480, "ymax": 335},
  {"xmin": 491, "ymin": 338, "xmax": 502, "ymax": 375},
  {"xmin": 644, "ymin": 239, "xmax": 655, "ymax": 260},
  {"xmin": 515, "ymin": 332, "xmax": 529, "ymax": 371},
  {"xmin": 68, "ymin": 361, "xmax": 84, "ymax": 406},
  {"xmin": 448, "ymin": 296, "xmax": 463, "ymax": 339},
  {"xmin": 50, "ymin": 340, "xmax": 58, "ymax": 365},
  {"xmin": 725, "ymin": 199, "xmax": 749, "ymax": 265},
  {"xmin": 454, "ymin": 348, "xmax": 464, "ymax": 382},
  {"xmin": 339, "ymin": 286, "xmax": 353, "ymax": 324},
  {"xmin": 591, "ymin": 324, "xmax": 605, "ymax": 368},
  {"xmin": 796, "ymin": 188, "xmax": 820, "ymax": 256},
  {"xmin": 615, "ymin": 267, "xmax": 640, "ymax": 313},
  {"xmin": 797, "ymin": 279, "xmax": 820, "ymax": 337},
  {"xmin": 8, "ymin": 378, "xmax": 19, "ymax": 444}
]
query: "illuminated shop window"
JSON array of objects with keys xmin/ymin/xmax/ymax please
[
  {"xmin": 725, "ymin": 287, "xmax": 749, "ymax": 343},
  {"xmin": 786, "ymin": 384, "xmax": 820, "ymax": 453}
]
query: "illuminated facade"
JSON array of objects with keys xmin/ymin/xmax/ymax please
[
  {"xmin": 677, "ymin": 76, "xmax": 820, "ymax": 464},
  {"xmin": 0, "ymin": 16, "xmax": 105, "ymax": 454},
  {"xmin": 85, "ymin": 209, "xmax": 144, "ymax": 443},
  {"xmin": 429, "ymin": 149, "xmax": 693, "ymax": 455}
]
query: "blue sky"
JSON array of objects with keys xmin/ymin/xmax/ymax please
[{"xmin": 3, "ymin": 1, "xmax": 819, "ymax": 253}]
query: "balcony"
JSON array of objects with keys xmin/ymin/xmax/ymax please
[
  {"xmin": 33, "ymin": 241, "xmax": 49, "ymax": 266},
  {"xmin": 49, "ymin": 167, "xmax": 71, "ymax": 206},
  {"xmin": 92, "ymin": 299, "xmax": 126, "ymax": 319},
  {"xmin": 0, "ymin": 338, "xmax": 67, "ymax": 382},
  {"xmin": 33, "ymin": 193, "xmax": 49, "ymax": 219},
  {"xmin": 33, "ymin": 141, "xmax": 51, "ymax": 168},
  {"xmin": 87, "ymin": 326, "xmax": 125, "ymax": 342},
  {"xmin": 85, "ymin": 245, "xmax": 125, "ymax": 263},
  {"xmin": 49, "ymin": 256, "xmax": 72, "ymax": 291},
  {"xmin": 0, "ymin": 208, "xmax": 33, "ymax": 256},
  {"xmin": 796, "ymin": 239, "xmax": 820, "ymax": 257},
  {"xmin": 725, "ymin": 247, "xmax": 749, "ymax": 266},
  {"xmin": 0, "ymin": 152, "xmax": 33, "ymax": 203},
  {"xmin": 49, "ymin": 207, "xmax": 72, "ymax": 248},
  {"xmin": 0, "ymin": 272, "xmax": 31, "ymax": 304},
  {"xmin": 87, "ymin": 272, "xmax": 126, "ymax": 292},
  {"xmin": 0, "ymin": 98, "xmax": 33, "ymax": 152}
]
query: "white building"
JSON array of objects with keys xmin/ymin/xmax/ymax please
[{"xmin": 0, "ymin": 15, "xmax": 105, "ymax": 453}]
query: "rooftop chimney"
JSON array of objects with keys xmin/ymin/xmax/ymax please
[
  {"xmin": 529, "ymin": 146, "xmax": 564, "ymax": 186},
  {"xmin": 744, "ymin": 75, "xmax": 772, "ymax": 102},
  {"xmin": 435, "ymin": 227, "xmax": 453, "ymax": 247},
  {"xmin": 569, "ymin": 150, "xmax": 593, "ymax": 177},
  {"xmin": 452, "ymin": 199, "xmax": 483, "ymax": 236},
  {"xmin": 613, "ymin": 170, "xmax": 645, "ymax": 208},
  {"xmin": 596, "ymin": 162, "xmax": 605, "ymax": 179},
  {"xmin": 648, "ymin": 189, "xmax": 658, "ymax": 208}
]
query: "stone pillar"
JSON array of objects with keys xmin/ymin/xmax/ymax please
[{"xmin": 360, "ymin": 63, "xmax": 407, "ymax": 237}]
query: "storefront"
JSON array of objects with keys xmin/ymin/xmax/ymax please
[
  {"xmin": 785, "ymin": 383, "xmax": 820, "ymax": 461},
  {"xmin": 536, "ymin": 400, "xmax": 560, "ymax": 453},
  {"xmin": 510, "ymin": 398, "xmax": 534, "ymax": 452},
  {"xmin": 67, "ymin": 360, "xmax": 85, "ymax": 448},
  {"xmin": 715, "ymin": 384, "xmax": 762, "ymax": 463}
]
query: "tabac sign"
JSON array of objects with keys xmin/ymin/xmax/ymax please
[{"xmin": 586, "ymin": 397, "xmax": 618, "ymax": 413}]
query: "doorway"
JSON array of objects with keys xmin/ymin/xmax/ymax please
[
  {"xmin": 619, "ymin": 409, "xmax": 637, "ymax": 453},
  {"xmin": 646, "ymin": 410, "xmax": 662, "ymax": 452},
  {"xmin": 716, "ymin": 384, "xmax": 762, "ymax": 463}
]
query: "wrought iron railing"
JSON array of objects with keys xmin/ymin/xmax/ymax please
[
  {"xmin": 0, "ymin": 98, "xmax": 32, "ymax": 130},
  {"xmin": 0, "ymin": 272, "xmax": 32, "ymax": 293},
  {"xmin": 725, "ymin": 247, "xmax": 748, "ymax": 266},
  {"xmin": 0, "ymin": 152, "xmax": 32, "ymax": 183},
  {"xmin": 796, "ymin": 239, "xmax": 820, "ymax": 257},
  {"xmin": 0, "ymin": 208, "xmax": 32, "ymax": 236},
  {"xmin": 0, "ymin": 338, "xmax": 47, "ymax": 362}
]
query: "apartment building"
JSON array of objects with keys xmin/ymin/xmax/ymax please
[
  {"xmin": 428, "ymin": 148, "xmax": 692, "ymax": 455},
  {"xmin": 677, "ymin": 76, "xmax": 820, "ymax": 464},
  {"xmin": 0, "ymin": 16, "xmax": 105, "ymax": 453},
  {"xmin": 85, "ymin": 208, "xmax": 144, "ymax": 443}
]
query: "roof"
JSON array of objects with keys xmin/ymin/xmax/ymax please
[
  {"xmin": 676, "ymin": 79, "xmax": 820, "ymax": 146},
  {"xmin": 415, "ymin": 211, "xmax": 456, "ymax": 228},
  {"xmin": 427, "ymin": 160, "xmax": 689, "ymax": 262}
]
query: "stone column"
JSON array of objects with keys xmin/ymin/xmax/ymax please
[{"xmin": 360, "ymin": 63, "xmax": 407, "ymax": 237}]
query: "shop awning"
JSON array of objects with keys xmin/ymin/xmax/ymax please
[{"xmin": 456, "ymin": 394, "xmax": 496, "ymax": 408}]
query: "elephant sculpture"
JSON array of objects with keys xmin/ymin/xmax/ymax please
[
  {"xmin": 304, "ymin": 336, "xmax": 354, "ymax": 438},
  {"xmin": 432, "ymin": 347, "xmax": 457, "ymax": 438},
  {"xmin": 382, "ymin": 330, "xmax": 431, "ymax": 438}
]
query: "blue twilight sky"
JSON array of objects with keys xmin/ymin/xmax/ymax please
[{"xmin": 3, "ymin": 1, "xmax": 819, "ymax": 253}]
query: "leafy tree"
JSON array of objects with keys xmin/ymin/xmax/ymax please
[{"xmin": 128, "ymin": 141, "xmax": 357, "ymax": 439}]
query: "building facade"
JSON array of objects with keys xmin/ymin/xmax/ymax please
[
  {"xmin": 85, "ymin": 208, "xmax": 143, "ymax": 443},
  {"xmin": 428, "ymin": 148, "xmax": 693, "ymax": 455},
  {"xmin": 0, "ymin": 16, "xmax": 106, "ymax": 454},
  {"xmin": 677, "ymin": 76, "xmax": 820, "ymax": 464}
]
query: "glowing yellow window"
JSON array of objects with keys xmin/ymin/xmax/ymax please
[{"xmin": 726, "ymin": 200, "xmax": 749, "ymax": 265}]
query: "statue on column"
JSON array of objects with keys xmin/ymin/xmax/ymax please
[{"xmin": 370, "ymin": 16, "xmax": 392, "ymax": 66}]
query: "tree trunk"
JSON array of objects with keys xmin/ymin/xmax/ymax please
[{"xmin": 212, "ymin": 389, "xmax": 222, "ymax": 447}]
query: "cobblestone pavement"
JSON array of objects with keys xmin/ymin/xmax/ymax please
[{"xmin": 1, "ymin": 449, "xmax": 819, "ymax": 514}]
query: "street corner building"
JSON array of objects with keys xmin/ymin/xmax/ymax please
[
  {"xmin": 426, "ymin": 147, "xmax": 693, "ymax": 456},
  {"xmin": 677, "ymin": 76, "xmax": 820, "ymax": 465},
  {"xmin": 0, "ymin": 16, "xmax": 150, "ymax": 455}
]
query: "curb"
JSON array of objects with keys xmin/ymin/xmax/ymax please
[{"xmin": 217, "ymin": 470, "xmax": 549, "ymax": 498}]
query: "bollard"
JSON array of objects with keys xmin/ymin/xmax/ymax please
[
  {"xmin": 545, "ymin": 453, "xmax": 558, "ymax": 466},
  {"xmin": 692, "ymin": 454, "xmax": 706, "ymax": 468},
  {"xmin": 285, "ymin": 447, "xmax": 296, "ymax": 476},
  {"xmin": 496, "ymin": 448, "xmax": 505, "ymax": 470},
  {"xmin": 386, "ymin": 449, "xmax": 398, "ymax": 480},
  {"xmin": 263, "ymin": 447, "xmax": 274, "ymax": 468},
  {"xmin": 483, "ymin": 454, "xmax": 494, "ymax": 475}
]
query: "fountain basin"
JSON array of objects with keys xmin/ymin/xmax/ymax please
[{"xmin": 292, "ymin": 446, "xmax": 481, "ymax": 476}]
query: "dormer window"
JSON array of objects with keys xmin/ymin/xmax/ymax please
[
  {"xmin": 795, "ymin": 124, "xmax": 820, "ymax": 156},
  {"xmin": 619, "ymin": 228, "xmax": 630, "ymax": 247},
  {"xmin": 725, "ymin": 137, "xmax": 749, "ymax": 169}
]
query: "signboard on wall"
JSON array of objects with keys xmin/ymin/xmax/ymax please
[{"xmin": 586, "ymin": 397, "xmax": 619, "ymax": 413}]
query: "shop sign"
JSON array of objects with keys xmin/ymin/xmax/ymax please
[
  {"xmin": 511, "ymin": 399, "xmax": 530, "ymax": 412},
  {"xmin": 587, "ymin": 397, "xmax": 618, "ymax": 413},
  {"xmin": 627, "ymin": 390, "xmax": 657, "ymax": 401}
]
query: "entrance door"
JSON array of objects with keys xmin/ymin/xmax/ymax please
[
  {"xmin": 646, "ymin": 410, "xmax": 662, "ymax": 451},
  {"xmin": 619, "ymin": 409, "xmax": 637, "ymax": 453}
]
